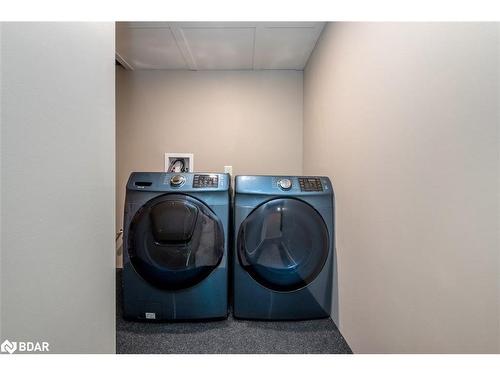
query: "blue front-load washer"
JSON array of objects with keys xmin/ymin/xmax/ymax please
[
  {"xmin": 233, "ymin": 175, "xmax": 334, "ymax": 320},
  {"xmin": 122, "ymin": 172, "xmax": 230, "ymax": 321}
]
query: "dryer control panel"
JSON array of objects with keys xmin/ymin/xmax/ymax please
[
  {"xmin": 235, "ymin": 175, "xmax": 332, "ymax": 196},
  {"xmin": 298, "ymin": 177, "xmax": 323, "ymax": 192}
]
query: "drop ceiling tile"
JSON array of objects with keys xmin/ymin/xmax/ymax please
[
  {"xmin": 116, "ymin": 22, "xmax": 326, "ymax": 71},
  {"xmin": 179, "ymin": 27, "xmax": 255, "ymax": 70},
  {"xmin": 119, "ymin": 22, "xmax": 170, "ymax": 29},
  {"xmin": 255, "ymin": 26, "xmax": 323, "ymax": 69},
  {"xmin": 116, "ymin": 27, "xmax": 188, "ymax": 69}
]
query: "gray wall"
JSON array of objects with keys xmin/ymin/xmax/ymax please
[
  {"xmin": 116, "ymin": 68, "xmax": 303, "ymax": 266},
  {"xmin": 0, "ymin": 23, "xmax": 116, "ymax": 353},
  {"xmin": 0, "ymin": 23, "xmax": 3, "ymax": 342},
  {"xmin": 304, "ymin": 23, "xmax": 500, "ymax": 353}
]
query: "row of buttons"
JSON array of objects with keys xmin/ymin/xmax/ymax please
[
  {"xmin": 298, "ymin": 177, "xmax": 323, "ymax": 192},
  {"xmin": 193, "ymin": 174, "xmax": 219, "ymax": 188}
]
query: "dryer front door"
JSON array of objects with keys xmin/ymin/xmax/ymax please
[
  {"xmin": 237, "ymin": 198, "xmax": 329, "ymax": 292},
  {"xmin": 128, "ymin": 194, "xmax": 224, "ymax": 290}
]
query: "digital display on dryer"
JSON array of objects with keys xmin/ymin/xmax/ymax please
[{"xmin": 298, "ymin": 177, "xmax": 323, "ymax": 192}]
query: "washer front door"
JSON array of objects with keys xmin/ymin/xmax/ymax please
[
  {"xmin": 237, "ymin": 198, "xmax": 329, "ymax": 292},
  {"xmin": 128, "ymin": 194, "xmax": 224, "ymax": 290}
]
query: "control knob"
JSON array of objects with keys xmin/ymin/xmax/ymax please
[
  {"xmin": 170, "ymin": 175, "xmax": 185, "ymax": 187},
  {"xmin": 278, "ymin": 178, "xmax": 292, "ymax": 190}
]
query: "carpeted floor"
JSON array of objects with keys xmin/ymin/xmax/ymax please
[{"xmin": 116, "ymin": 270, "xmax": 352, "ymax": 354}]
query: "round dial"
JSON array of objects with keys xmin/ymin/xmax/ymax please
[
  {"xmin": 170, "ymin": 175, "xmax": 185, "ymax": 187},
  {"xmin": 278, "ymin": 178, "xmax": 292, "ymax": 190}
]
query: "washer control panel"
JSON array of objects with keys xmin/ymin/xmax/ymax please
[
  {"xmin": 193, "ymin": 174, "xmax": 219, "ymax": 188},
  {"xmin": 298, "ymin": 177, "xmax": 323, "ymax": 192}
]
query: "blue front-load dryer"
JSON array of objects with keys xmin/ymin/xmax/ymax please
[
  {"xmin": 233, "ymin": 175, "xmax": 334, "ymax": 320},
  {"xmin": 122, "ymin": 172, "xmax": 230, "ymax": 321}
]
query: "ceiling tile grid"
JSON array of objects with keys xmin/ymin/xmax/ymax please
[{"xmin": 116, "ymin": 22, "xmax": 325, "ymax": 71}]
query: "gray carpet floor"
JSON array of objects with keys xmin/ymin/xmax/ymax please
[{"xmin": 116, "ymin": 270, "xmax": 352, "ymax": 354}]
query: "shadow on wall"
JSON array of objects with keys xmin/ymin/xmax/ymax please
[{"xmin": 116, "ymin": 233, "xmax": 123, "ymax": 268}]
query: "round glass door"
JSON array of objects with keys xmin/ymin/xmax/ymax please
[
  {"xmin": 237, "ymin": 198, "xmax": 329, "ymax": 292},
  {"xmin": 128, "ymin": 194, "xmax": 224, "ymax": 290}
]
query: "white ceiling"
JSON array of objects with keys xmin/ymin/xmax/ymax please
[{"xmin": 116, "ymin": 22, "xmax": 325, "ymax": 70}]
